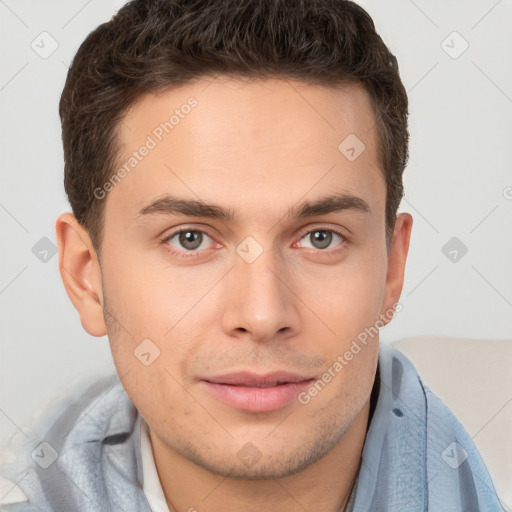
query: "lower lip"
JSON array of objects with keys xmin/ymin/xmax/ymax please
[{"xmin": 200, "ymin": 379, "xmax": 315, "ymax": 413}]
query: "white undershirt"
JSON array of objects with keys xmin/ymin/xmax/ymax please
[{"xmin": 140, "ymin": 418, "xmax": 171, "ymax": 512}]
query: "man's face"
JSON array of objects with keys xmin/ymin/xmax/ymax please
[{"xmin": 97, "ymin": 77, "xmax": 398, "ymax": 478}]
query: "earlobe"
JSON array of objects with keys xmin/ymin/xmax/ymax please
[
  {"xmin": 380, "ymin": 213, "xmax": 413, "ymax": 322},
  {"xmin": 56, "ymin": 213, "xmax": 107, "ymax": 337}
]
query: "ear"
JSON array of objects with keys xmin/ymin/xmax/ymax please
[
  {"xmin": 380, "ymin": 213, "xmax": 413, "ymax": 323},
  {"xmin": 56, "ymin": 213, "xmax": 107, "ymax": 337}
]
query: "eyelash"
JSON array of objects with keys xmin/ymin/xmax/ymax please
[{"xmin": 161, "ymin": 225, "xmax": 348, "ymax": 261}]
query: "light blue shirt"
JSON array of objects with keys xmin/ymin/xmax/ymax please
[{"xmin": 0, "ymin": 343, "xmax": 505, "ymax": 511}]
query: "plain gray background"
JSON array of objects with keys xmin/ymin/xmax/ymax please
[{"xmin": 1, "ymin": 0, "xmax": 511, "ymax": 487}]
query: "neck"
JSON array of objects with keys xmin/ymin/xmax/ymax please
[{"xmin": 149, "ymin": 402, "xmax": 370, "ymax": 512}]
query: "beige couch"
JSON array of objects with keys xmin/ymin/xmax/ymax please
[{"xmin": 392, "ymin": 337, "xmax": 512, "ymax": 511}]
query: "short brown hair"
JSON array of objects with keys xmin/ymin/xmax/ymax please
[{"xmin": 59, "ymin": 0, "xmax": 409, "ymax": 251}]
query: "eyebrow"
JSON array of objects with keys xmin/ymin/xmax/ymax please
[{"xmin": 137, "ymin": 192, "xmax": 371, "ymax": 222}]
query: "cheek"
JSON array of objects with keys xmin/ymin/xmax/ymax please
[
  {"xmin": 100, "ymin": 249, "xmax": 217, "ymax": 394},
  {"xmin": 295, "ymin": 250, "xmax": 387, "ymax": 342},
  {"xmin": 101, "ymin": 244, "xmax": 203, "ymax": 335},
  {"xmin": 297, "ymin": 258, "xmax": 384, "ymax": 409}
]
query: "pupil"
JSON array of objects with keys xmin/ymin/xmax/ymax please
[
  {"xmin": 180, "ymin": 231, "xmax": 201, "ymax": 250},
  {"xmin": 312, "ymin": 230, "xmax": 331, "ymax": 249}
]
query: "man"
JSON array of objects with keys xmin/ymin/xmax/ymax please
[{"xmin": 0, "ymin": 0, "xmax": 504, "ymax": 510}]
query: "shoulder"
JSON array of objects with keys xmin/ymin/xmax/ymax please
[
  {"xmin": 0, "ymin": 372, "xmax": 138, "ymax": 510},
  {"xmin": 380, "ymin": 343, "xmax": 505, "ymax": 510}
]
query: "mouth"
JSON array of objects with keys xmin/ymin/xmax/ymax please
[{"xmin": 200, "ymin": 371, "xmax": 315, "ymax": 413}]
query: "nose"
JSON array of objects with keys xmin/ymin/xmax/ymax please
[{"xmin": 220, "ymin": 244, "xmax": 301, "ymax": 343}]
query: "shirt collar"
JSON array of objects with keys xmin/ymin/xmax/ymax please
[{"xmin": 348, "ymin": 342, "xmax": 427, "ymax": 511}]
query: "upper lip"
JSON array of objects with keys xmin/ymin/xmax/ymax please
[{"xmin": 203, "ymin": 371, "xmax": 314, "ymax": 387}]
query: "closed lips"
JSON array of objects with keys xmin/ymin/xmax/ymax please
[{"xmin": 203, "ymin": 371, "xmax": 314, "ymax": 387}]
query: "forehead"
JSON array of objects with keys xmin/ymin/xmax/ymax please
[
  {"xmin": 120, "ymin": 76, "xmax": 378, "ymax": 153},
  {"xmin": 107, "ymin": 77, "xmax": 384, "ymax": 226}
]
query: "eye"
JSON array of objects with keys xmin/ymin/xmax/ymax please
[
  {"xmin": 163, "ymin": 229, "xmax": 216, "ymax": 255},
  {"xmin": 296, "ymin": 229, "xmax": 345, "ymax": 251}
]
